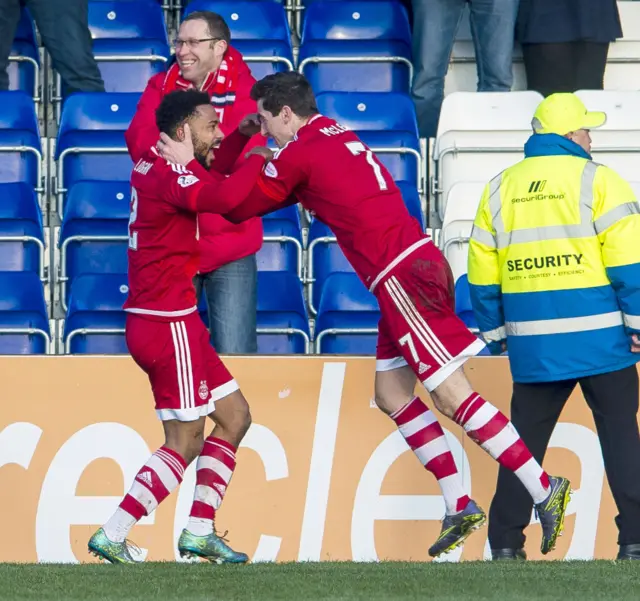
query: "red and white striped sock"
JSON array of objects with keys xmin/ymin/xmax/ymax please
[
  {"xmin": 391, "ymin": 397, "xmax": 470, "ymax": 515},
  {"xmin": 103, "ymin": 446, "xmax": 186, "ymax": 543},
  {"xmin": 185, "ymin": 436, "xmax": 236, "ymax": 536},
  {"xmin": 454, "ymin": 393, "xmax": 550, "ymax": 503}
]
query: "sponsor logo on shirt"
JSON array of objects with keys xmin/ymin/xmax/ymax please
[
  {"xmin": 177, "ymin": 174, "xmax": 199, "ymax": 187},
  {"xmin": 264, "ymin": 162, "xmax": 278, "ymax": 178}
]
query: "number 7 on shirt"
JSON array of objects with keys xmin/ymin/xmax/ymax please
[{"xmin": 344, "ymin": 141, "xmax": 388, "ymax": 191}]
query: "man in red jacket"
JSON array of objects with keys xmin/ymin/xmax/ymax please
[{"xmin": 125, "ymin": 10, "xmax": 264, "ymax": 354}]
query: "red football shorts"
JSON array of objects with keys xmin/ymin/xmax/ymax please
[
  {"xmin": 372, "ymin": 239, "xmax": 486, "ymax": 392},
  {"xmin": 125, "ymin": 311, "xmax": 239, "ymax": 421}
]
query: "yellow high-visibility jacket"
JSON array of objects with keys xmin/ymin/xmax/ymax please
[{"xmin": 468, "ymin": 134, "xmax": 640, "ymax": 383}]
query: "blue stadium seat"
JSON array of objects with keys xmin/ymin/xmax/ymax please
[
  {"xmin": 258, "ymin": 204, "xmax": 303, "ymax": 277},
  {"xmin": 257, "ymin": 271, "xmax": 310, "ymax": 354},
  {"xmin": 453, "ymin": 275, "xmax": 492, "ymax": 356},
  {"xmin": 396, "ymin": 181, "xmax": 424, "ymax": 230},
  {"xmin": 55, "ymin": 93, "xmax": 137, "ymax": 218},
  {"xmin": 315, "ymin": 91, "xmax": 420, "ymax": 185},
  {"xmin": 183, "ymin": 0, "xmax": 294, "ymax": 79},
  {"xmin": 87, "ymin": 1, "xmax": 171, "ymax": 94},
  {"xmin": 8, "ymin": 9, "xmax": 39, "ymax": 100},
  {"xmin": 0, "ymin": 183, "xmax": 45, "ymax": 278},
  {"xmin": 63, "ymin": 273, "xmax": 129, "ymax": 354},
  {"xmin": 315, "ymin": 272, "xmax": 379, "ymax": 354},
  {"xmin": 0, "ymin": 91, "xmax": 41, "ymax": 195},
  {"xmin": 299, "ymin": 1, "xmax": 412, "ymax": 93},
  {"xmin": 59, "ymin": 181, "xmax": 130, "ymax": 309},
  {"xmin": 0, "ymin": 271, "xmax": 50, "ymax": 354},
  {"xmin": 307, "ymin": 219, "xmax": 355, "ymax": 314}
]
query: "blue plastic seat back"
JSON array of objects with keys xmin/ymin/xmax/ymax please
[
  {"xmin": 0, "ymin": 271, "xmax": 49, "ymax": 354},
  {"xmin": 454, "ymin": 274, "xmax": 476, "ymax": 329},
  {"xmin": 184, "ymin": 0, "xmax": 291, "ymax": 42},
  {"xmin": 232, "ymin": 41, "xmax": 294, "ymax": 80},
  {"xmin": 88, "ymin": 1, "xmax": 170, "ymax": 93},
  {"xmin": 0, "ymin": 91, "xmax": 40, "ymax": 187},
  {"xmin": 89, "ymin": 0, "xmax": 169, "ymax": 40},
  {"xmin": 299, "ymin": 1, "xmax": 412, "ymax": 93},
  {"xmin": 8, "ymin": 9, "xmax": 38, "ymax": 95},
  {"xmin": 0, "ymin": 182, "xmax": 44, "ymax": 274},
  {"xmin": 62, "ymin": 180, "xmax": 131, "ymax": 236},
  {"xmin": 396, "ymin": 182, "xmax": 424, "ymax": 230},
  {"xmin": 308, "ymin": 219, "xmax": 355, "ymax": 311},
  {"xmin": 56, "ymin": 93, "xmax": 138, "ymax": 188},
  {"xmin": 315, "ymin": 272, "xmax": 379, "ymax": 354},
  {"xmin": 316, "ymin": 91, "xmax": 418, "ymax": 136},
  {"xmin": 257, "ymin": 271, "xmax": 310, "ymax": 354},
  {"xmin": 301, "ymin": 1, "xmax": 411, "ymax": 44},
  {"xmin": 64, "ymin": 273, "xmax": 129, "ymax": 354},
  {"xmin": 258, "ymin": 205, "xmax": 303, "ymax": 275}
]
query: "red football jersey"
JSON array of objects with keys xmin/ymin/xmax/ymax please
[
  {"xmin": 124, "ymin": 140, "xmax": 265, "ymax": 317},
  {"xmin": 231, "ymin": 114, "xmax": 426, "ymax": 289}
]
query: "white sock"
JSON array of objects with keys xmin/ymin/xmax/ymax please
[
  {"xmin": 103, "ymin": 508, "xmax": 137, "ymax": 543},
  {"xmin": 186, "ymin": 517, "xmax": 214, "ymax": 537}
]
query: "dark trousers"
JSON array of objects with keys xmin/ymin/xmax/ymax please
[
  {"xmin": 0, "ymin": 0, "xmax": 104, "ymax": 93},
  {"xmin": 522, "ymin": 41, "xmax": 609, "ymax": 98},
  {"xmin": 488, "ymin": 364, "xmax": 640, "ymax": 549}
]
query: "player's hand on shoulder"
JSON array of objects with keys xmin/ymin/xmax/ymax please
[
  {"xmin": 245, "ymin": 146, "xmax": 274, "ymax": 161},
  {"xmin": 157, "ymin": 123, "xmax": 195, "ymax": 166},
  {"xmin": 239, "ymin": 113, "xmax": 261, "ymax": 137}
]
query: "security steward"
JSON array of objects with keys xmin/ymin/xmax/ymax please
[{"xmin": 467, "ymin": 93, "xmax": 640, "ymax": 561}]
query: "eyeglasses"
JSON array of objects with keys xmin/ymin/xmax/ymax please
[{"xmin": 172, "ymin": 37, "xmax": 221, "ymax": 49}]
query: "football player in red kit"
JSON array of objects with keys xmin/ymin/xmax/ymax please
[
  {"xmin": 158, "ymin": 73, "xmax": 572, "ymax": 559},
  {"xmin": 88, "ymin": 90, "xmax": 272, "ymax": 564}
]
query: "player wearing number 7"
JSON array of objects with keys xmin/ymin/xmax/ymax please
[{"xmin": 158, "ymin": 72, "xmax": 572, "ymax": 559}]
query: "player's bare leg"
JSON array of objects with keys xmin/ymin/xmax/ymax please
[
  {"xmin": 178, "ymin": 389, "xmax": 252, "ymax": 564},
  {"xmin": 374, "ymin": 366, "xmax": 486, "ymax": 557},
  {"xmin": 89, "ymin": 418, "xmax": 206, "ymax": 564},
  {"xmin": 429, "ymin": 367, "xmax": 571, "ymax": 555}
]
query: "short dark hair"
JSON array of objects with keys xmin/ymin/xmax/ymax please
[
  {"xmin": 156, "ymin": 89, "xmax": 212, "ymax": 139},
  {"xmin": 251, "ymin": 72, "xmax": 319, "ymax": 118},
  {"xmin": 182, "ymin": 10, "xmax": 231, "ymax": 45}
]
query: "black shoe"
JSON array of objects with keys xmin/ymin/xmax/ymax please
[
  {"xmin": 617, "ymin": 544, "xmax": 640, "ymax": 560},
  {"xmin": 491, "ymin": 548, "xmax": 527, "ymax": 561}
]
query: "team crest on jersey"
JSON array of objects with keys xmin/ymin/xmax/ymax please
[
  {"xmin": 198, "ymin": 380, "xmax": 209, "ymax": 400},
  {"xmin": 177, "ymin": 174, "xmax": 199, "ymax": 187},
  {"xmin": 264, "ymin": 162, "xmax": 278, "ymax": 178}
]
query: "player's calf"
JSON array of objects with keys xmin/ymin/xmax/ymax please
[{"xmin": 180, "ymin": 390, "xmax": 252, "ymax": 562}]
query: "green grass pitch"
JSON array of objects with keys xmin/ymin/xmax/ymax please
[{"xmin": 1, "ymin": 561, "xmax": 639, "ymax": 600}]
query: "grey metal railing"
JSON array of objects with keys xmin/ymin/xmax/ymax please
[
  {"xmin": 58, "ymin": 234, "xmax": 129, "ymax": 311},
  {"xmin": 53, "ymin": 55, "xmax": 168, "ymax": 122},
  {"xmin": 306, "ymin": 235, "xmax": 337, "ymax": 316},
  {"xmin": 55, "ymin": 146, "xmax": 130, "ymax": 220},
  {"xmin": 0, "ymin": 328, "xmax": 51, "ymax": 354},
  {"xmin": 257, "ymin": 327, "xmax": 311, "ymax": 354},
  {"xmin": 0, "ymin": 146, "xmax": 44, "ymax": 207},
  {"xmin": 314, "ymin": 327, "xmax": 378, "ymax": 354},
  {"xmin": 0, "ymin": 236, "xmax": 46, "ymax": 282},
  {"xmin": 65, "ymin": 327, "xmax": 125, "ymax": 354},
  {"xmin": 8, "ymin": 56, "xmax": 40, "ymax": 103},
  {"xmin": 263, "ymin": 235, "xmax": 304, "ymax": 280}
]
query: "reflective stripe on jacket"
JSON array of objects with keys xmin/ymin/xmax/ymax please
[{"xmin": 467, "ymin": 133, "xmax": 640, "ymax": 383}]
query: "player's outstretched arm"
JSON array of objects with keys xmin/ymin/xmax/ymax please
[
  {"xmin": 210, "ymin": 114, "xmax": 264, "ymax": 175},
  {"xmin": 224, "ymin": 185, "xmax": 296, "ymax": 223}
]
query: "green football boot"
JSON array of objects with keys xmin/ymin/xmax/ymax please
[
  {"xmin": 178, "ymin": 528, "xmax": 249, "ymax": 564},
  {"xmin": 88, "ymin": 528, "xmax": 139, "ymax": 564}
]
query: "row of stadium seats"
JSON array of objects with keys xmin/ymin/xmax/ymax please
[
  {"xmin": 11, "ymin": 0, "xmax": 414, "ymax": 114},
  {"xmin": 0, "ymin": 85, "xmax": 424, "ymax": 355},
  {"xmin": 435, "ymin": 89, "xmax": 640, "ymax": 334},
  {"xmin": 6, "ymin": 86, "xmax": 640, "ymax": 354}
]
